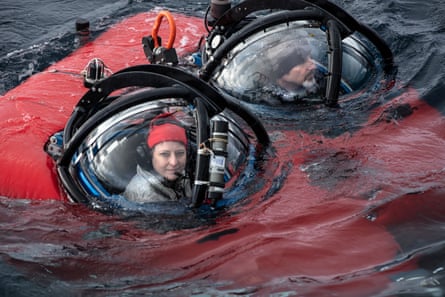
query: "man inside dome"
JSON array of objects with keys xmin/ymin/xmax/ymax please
[
  {"xmin": 214, "ymin": 32, "xmax": 325, "ymax": 104},
  {"xmin": 276, "ymin": 55, "xmax": 318, "ymax": 95}
]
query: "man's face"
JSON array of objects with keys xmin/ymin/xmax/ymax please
[{"xmin": 281, "ymin": 57, "xmax": 317, "ymax": 86}]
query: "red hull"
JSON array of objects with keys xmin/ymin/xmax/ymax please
[
  {"xmin": 0, "ymin": 11, "xmax": 206, "ymax": 200},
  {"xmin": 1, "ymin": 9, "xmax": 444, "ymax": 295}
]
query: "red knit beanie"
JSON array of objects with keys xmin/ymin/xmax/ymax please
[{"xmin": 147, "ymin": 122, "xmax": 187, "ymax": 149}]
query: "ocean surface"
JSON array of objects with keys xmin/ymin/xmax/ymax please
[{"xmin": 1, "ymin": 0, "xmax": 445, "ymax": 296}]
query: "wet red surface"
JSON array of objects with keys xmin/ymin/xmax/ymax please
[{"xmin": 1, "ymin": 9, "xmax": 445, "ymax": 296}]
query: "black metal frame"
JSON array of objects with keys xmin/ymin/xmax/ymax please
[{"xmin": 57, "ymin": 64, "xmax": 270, "ymax": 207}]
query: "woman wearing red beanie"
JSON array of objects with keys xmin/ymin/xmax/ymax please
[{"xmin": 123, "ymin": 112, "xmax": 192, "ymax": 203}]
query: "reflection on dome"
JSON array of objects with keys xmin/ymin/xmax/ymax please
[
  {"xmin": 210, "ymin": 20, "xmax": 378, "ymax": 105},
  {"xmin": 200, "ymin": 0, "xmax": 395, "ymax": 107}
]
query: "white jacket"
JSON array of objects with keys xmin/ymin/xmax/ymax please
[{"xmin": 123, "ymin": 165, "xmax": 192, "ymax": 204}]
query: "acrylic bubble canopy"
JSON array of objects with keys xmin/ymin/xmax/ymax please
[
  {"xmin": 47, "ymin": 65, "xmax": 270, "ymax": 214},
  {"xmin": 199, "ymin": 0, "xmax": 395, "ymax": 107}
]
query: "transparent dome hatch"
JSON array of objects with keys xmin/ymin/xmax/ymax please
[
  {"xmin": 200, "ymin": 0, "xmax": 395, "ymax": 107},
  {"xmin": 73, "ymin": 100, "xmax": 194, "ymax": 197},
  {"xmin": 45, "ymin": 64, "xmax": 271, "ymax": 215},
  {"xmin": 210, "ymin": 20, "xmax": 378, "ymax": 105},
  {"xmin": 69, "ymin": 98, "xmax": 251, "ymax": 201}
]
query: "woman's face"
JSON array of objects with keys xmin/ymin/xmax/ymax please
[{"xmin": 151, "ymin": 141, "xmax": 187, "ymax": 181}]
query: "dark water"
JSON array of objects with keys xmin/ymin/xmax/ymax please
[
  {"xmin": 1, "ymin": 0, "xmax": 445, "ymax": 296},
  {"xmin": 0, "ymin": 0, "xmax": 208, "ymax": 95}
]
